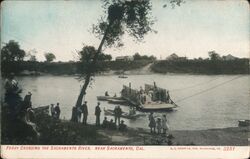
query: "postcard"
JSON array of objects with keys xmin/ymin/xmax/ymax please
[{"xmin": 1, "ymin": 0, "xmax": 249, "ymax": 158}]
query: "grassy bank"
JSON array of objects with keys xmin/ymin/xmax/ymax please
[
  {"xmin": 151, "ymin": 59, "xmax": 249, "ymax": 74},
  {"xmin": 2, "ymin": 110, "xmax": 249, "ymax": 145},
  {"xmin": 1, "ymin": 60, "xmax": 152, "ymax": 76}
]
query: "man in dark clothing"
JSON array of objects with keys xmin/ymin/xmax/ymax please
[
  {"xmin": 114, "ymin": 106, "xmax": 122, "ymax": 125},
  {"xmin": 4, "ymin": 74, "xmax": 22, "ymax": 118},
  {"xmin": 82, "ymin": 101, "xmax": 88, "ymax": 125},
  {"xmin": 19, "ymin": 92, "xmax": 32, "ymax": 118},
  {"xmin": 102, "ymin": 117, "xmax": 109, "ymax": 129},
  {"xmin": 119, "ymin": 120, "xmax": 127, "ymax": 131},
  {"xmin": 23, "ymin": 92, "xmax": 32, "ymax": 109},
  {"xmin": 54, "ymin": 103, "xmax": 61, "ymax": 119},
  {"xmin": 108, "ymin": 119, "xmax": 116, "ymax": 130},
  {"xmin": 51, "ymin": 104, "xmax": 55, "ymax": 118},
  {"xmin": 95, "ymin": 102, "xmax": 101, "ymax": 126}
]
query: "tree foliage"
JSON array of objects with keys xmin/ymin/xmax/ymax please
[
  {"xmin": 44, "ymin": 53, "xmax": 56, "ymax": 62},
  {"xmin": 92, "ymin": 0, "xmax": 155, "ymax": 47},
  {"xmin": 1, "ymin": 40, "xmax": 26, "ymax": 62},
  {"xmin": 78, "ymin": 46, "xmax": 112, "ymax": 63},
  {"xmin": 77, "ymin": 46, "xmax": 112, "ymax": 77},
  {"xmin": 208, "ymin": 51, "xmax": 221, "ymax": 61},
  {"xmin": 133, "ymin": 52, "xmax": 156, "ymax": 61},
  {"xmin": 26, "ymin": 49, "xmax": 37, "ymax": 62}
]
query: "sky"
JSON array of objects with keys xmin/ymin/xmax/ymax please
[{"xmin": 1, "ymin": 0, "xmax": 249, "ymax": 61}]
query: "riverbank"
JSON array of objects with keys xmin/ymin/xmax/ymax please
[
  {"xmin": 2, "ymin": 109, "xmax": 249, "ymax": 146},
  {"xmin": 34, "ymin": 113, "xmax": 250, "ymax": 146},
  {"xmin": 97, "ymin": 126, "xmax": 249, "ymax": 146},
  {"xmin": 2, "ymin": 59, "xmax": 249, "ymax": 77}
]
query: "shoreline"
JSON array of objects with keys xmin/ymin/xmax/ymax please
[
  {"xmin": 14, "ymin": 70, "xmax": 250, "ymax": 77},
  {"xmin": 96, "ymin": 125, "xmax": 249, "ymax": 146},
  {"xmin": 43, "ymin": 115, "xmax": 249, "ymax": 146}
]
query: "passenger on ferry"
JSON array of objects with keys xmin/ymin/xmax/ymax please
[{"xmin": 105, "ymin": 91, "xmax": 109, "ymax": 96}]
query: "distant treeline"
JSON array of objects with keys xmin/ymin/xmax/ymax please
[
  {"xmin": 2, "ymin": 58, "xmax": 249, "ymax": 76},
  {"xmin": 1, "ymin": 60, "xmax": 152, "ymax": 76},
  {"xmin": 151, "ymin": 59, "xmax": 250, "ymax": 74}
]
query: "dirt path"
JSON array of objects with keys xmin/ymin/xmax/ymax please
[{"xmin": 124, "ymin": 63, "xmax": 153, "ymax": 75}]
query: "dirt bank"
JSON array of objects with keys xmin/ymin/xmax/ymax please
[{"xmin": 97, "ymin": 126, "xmax": 249, "ymax": 146}]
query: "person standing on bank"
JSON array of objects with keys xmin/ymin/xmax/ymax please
[
  {"xmin": 156, "ymin": 118, "xmax": 162, "ymax": 134},
  {"xmin": 114, "ymin": 106, "xmax": 122, "ymax": 125},
  {"xmin": 95, "ymin": 102, "xmax": 101, "ymax": 126},
  {"xmin": 114, "ymin": 106, "xmax": 118, "ymax": 125},
  {"xmin": 161, "ymin": 114, "xmax": 169, "ymax": 135},
  {"xmin": 82, "ymin": 101, "xmax": 88, "ymax": 125},
  {"xmin": 148, "ymin": 112, "xmax": 156, "ymax": 133},
  {"xmin": 117, "ymin": 106, "xmax": 122, "ymax": 125},
  {"xmin": 55, "ymin": 102, "xmax": 61, "ymax": 119},
  {"xmin": 50, "ymin": 104, "xmax": 55, "ymax": 118}
]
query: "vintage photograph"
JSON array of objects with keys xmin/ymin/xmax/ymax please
[{"xmin": 1, "ymin": 0, "xmax": 249, "ymax": 157}]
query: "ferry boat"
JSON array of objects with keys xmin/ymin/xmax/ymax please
[{"xmin": 121, "ymin": 82, "xmax": 177, "ymax": 111}]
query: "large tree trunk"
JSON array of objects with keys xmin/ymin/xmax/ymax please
[{"xmin": 71, "ymin": 22, "xmax": 112, "ymax": 122}]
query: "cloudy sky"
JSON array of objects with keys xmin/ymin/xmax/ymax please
[{"xmin": 1, "ymin": 0, "xmax": 249, "ymax": 61}]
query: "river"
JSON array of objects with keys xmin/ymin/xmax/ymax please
[{"xmin": 7, "ymin": 74, "xmax": 250, "ymax": 130}]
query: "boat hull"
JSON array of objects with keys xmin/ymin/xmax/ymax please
[
  {"xmin": 97, "ymin": 96, "xmax": 122, "ymax": 101},
  {"xmin": 104, "ymin": 109, "xmax": 145, "ymax": 119},
  {"xmin": 238, "ymin": 120, "xmax": 250, "ymax": 127},
  {"xmin": 107, "ymin": 99, "xmax": 128, "ymax": 105},
  {"xmin": 138, "ymin": 103, "xmax": 177, "ymax": 112}
]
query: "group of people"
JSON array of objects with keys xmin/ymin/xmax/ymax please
[
  {"xmin": 4, "ymin": 73, "xmax": 35, "ymax": 121},
  {"xmin": 50, "ymin": 103, "xmax": 61, "ymax": 119},
  {"xmin": 76, "ymin": 101, "xmax": 89, "ymax": 124},
  {"xmin": 148, "ymin": 112, "xmax": 169, "ymax": 134},
  {"xmin": 95, "ymin": 102, "xmax": 127, "ymax": 131},
  {"xmin": 105, "ymin": 91, "xmax": 117, "ymax": 97},
  {"xmin": 102, "ymin": 117, "xmax": 127, "ymax": 131}
]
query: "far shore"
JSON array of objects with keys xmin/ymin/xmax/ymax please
[
  {"xmin": 3, "ymin": 58, "xmax": 249, "ymax": 77},
  {"xmin": 13, "ymin": 69, "xmax": 250, "ymax": 77}
]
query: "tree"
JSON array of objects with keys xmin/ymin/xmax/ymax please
[
  {"xmin": 71, "ymin": 0, "xmax": 154, "ymax": 122},
  {"xmin": 26, "ymin": 49, "xmax": 37, "ymax": 62},
  {"xmin": 29, "ymin": 55, "xmax": 37, "ymax": 62},
  {"xmin": 72, "ymin": 0, "xmax": 184, "ymax": 121},
  {"xmin": 1, "ymin": 40, "xmax": 26, "ymax": 75},
  {"xmin": 208, "ymin": 51, "xmax": 221, "ymax": 61},
  {"xmin": 44, "ymin": 53, "xmax": 56, "ymax": 62},
  {"xmin": 133, "ymin": 52, "xmax": 141, "ymax": 60},
  {"xmin": 133, "ymin": 52, "xmax": 156, "ymax": 61},
  {"xmin": 1, "ymin": 40, "xmax": 25, "ymax": 62},
  {"xmin": 99, "ymin": 54, "xmax": 112, "ymax": 61}
]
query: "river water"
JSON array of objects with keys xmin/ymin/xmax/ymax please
[{"xmin": 9, "ymin": 74, "xmax": 250, "ymax": 130}]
